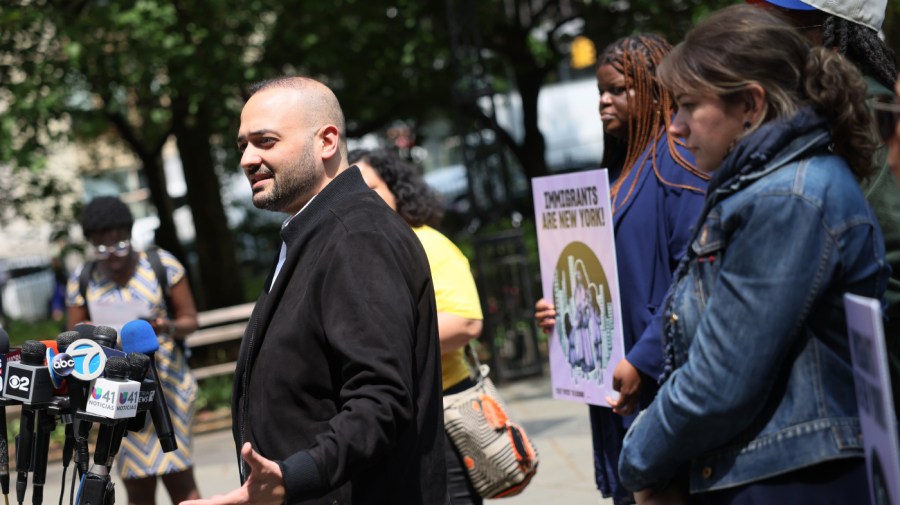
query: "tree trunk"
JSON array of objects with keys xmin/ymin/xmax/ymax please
[
  {"xmin": 173, "ymin": 107, "xmax": 245, "ymax": 310},
  {"xmin": 140, "ymin": 153, "xmax": 190, "ymax": 267},
  {"xmin": 515, "ymin": 68, "xmax": 550, "ymax": 181}
]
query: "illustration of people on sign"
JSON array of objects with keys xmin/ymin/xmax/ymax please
[
  {"xmin": 553, "ymin": 241, "xmax": 614, "ymax": 384},
  {"xmin": 569, "ymin": 268, "xmax": 597, "ymax": 371}
]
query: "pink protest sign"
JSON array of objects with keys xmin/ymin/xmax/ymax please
[{"xmin": 532, "ymin": 169, "xmax": 623, "ymax": 406}]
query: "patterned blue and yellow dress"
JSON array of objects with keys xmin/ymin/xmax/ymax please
[{"xmin": 65, "ymin": 249, "xmax": 198, "ymax": 479}]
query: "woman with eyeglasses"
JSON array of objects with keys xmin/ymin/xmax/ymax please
[{"xmin": 66, "ymin": 195, "xmax": 202, "ymax": 505}]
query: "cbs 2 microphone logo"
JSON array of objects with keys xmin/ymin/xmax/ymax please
[
  {"xmin": 7, "ymin": 373, "xmax": 30, "ymax": 392},
  {"xmin": 3, "ymin": 368, "xmax": 33, "ymax": 400}
]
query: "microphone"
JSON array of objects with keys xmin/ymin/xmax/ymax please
[
  {"xmin": 0, "ymin": 346, "xmax": 21, "ymax": 400},
  {"xmin": 0, "ymin": 328, "xmax": 10, "ymax": 502},
  {"xmin": 85, "ymin": 357, "xmax": 139, "ymax": 420},
  {"xmin": 47, "ymin": 332, "xmax": 79, "ymax": 391},
  {"xmin": 30, "ymin": 407, "xmax": 55, "ymax": 505},
  {"xmin": 90, "ymin": 357, "xmax": 139, "ymax": 469},
  {"xmin": 125, "ymin": 353, "xmax": 152, "ymax": 433},
  {"xmin": 12, "ymin": 341, "xmax": 50, "ymax": 505},
  {"xmin": 72, "ymin": 323, "xmax": 94, "ymax": 342},
  {"xmin": 120, "ymin": 320, "xmax": 177, "ymax": 453},
  {"xmin": 65, "ymin": 334, "xmax": 124, "ymax": 479},
  {"xmin": 91, "ymin": 326, "xmax": 117, "ymax": 350},
  {"xmin": 3, "ymin": 341, "xmax": 53, "ymax": 405},
  {"xmin": 66, "ymin": 339, "xmax": 125, "ymax": 384},
  {"xmin": 62, "ymin": 334, "xmax": 95, "ymax": 479},
  {"xmin": 53, "ymin": 333, "xmax": 79, "ymax": 496}
]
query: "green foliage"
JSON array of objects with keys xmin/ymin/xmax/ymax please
[
  {"xmin": 195, "ymin": 375, "xmax": 233, "ymax": 412},
  {"xmin": 3, "ymin": 318, "xmax": 65, "ymax": 347},
  {"xmin": 258, "ymin": 0, "xmax": 454, "ymax": 138}
]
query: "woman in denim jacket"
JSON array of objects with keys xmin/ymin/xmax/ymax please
[{"xmin": 619, "ymin": 6, "xmax": 889, "ymax": 504}]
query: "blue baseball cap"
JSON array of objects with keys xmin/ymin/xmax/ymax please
[
  {"xmin": 748, "ymin": 0, "xmax": 886, "ymax": 31},
  {"xmin": 748, "ymin": 0, "xmax": 816, "ymax": 10}
]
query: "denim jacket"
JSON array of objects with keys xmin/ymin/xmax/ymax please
[{"xmin": 619, "ymin": 108, "xmax": 889, "ymax": 493}]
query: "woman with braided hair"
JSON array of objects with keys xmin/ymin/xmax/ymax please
[{"xmin": 535, "ymin": 34, "xmax": 708, "ymax": 505}]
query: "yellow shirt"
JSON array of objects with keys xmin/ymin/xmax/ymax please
[{"xmin": 413, "ymin": 226, "xmax": 483, "ymax": 390}]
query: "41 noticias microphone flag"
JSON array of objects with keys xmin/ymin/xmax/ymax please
[{"xmin": 86, "ymin": 356, "xmax": 139, "ymax": 419}]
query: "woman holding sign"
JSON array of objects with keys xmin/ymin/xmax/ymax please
[
  {"xmin": 535, "ymin": 34, "xmax": 708, "ymax": 505},
  {"xmin": 618, "ymin": 6, "xmax": 888, "ymax": 503}
]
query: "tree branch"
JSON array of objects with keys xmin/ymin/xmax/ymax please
[{"xmin": 460, "ymin": 101, "xmax": 525, "ymax": 164}]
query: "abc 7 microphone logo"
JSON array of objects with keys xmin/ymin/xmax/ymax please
[
  {"xmin": 52, "ymin": 352, "xmax": 75, "ymax": 376},
  {"xmin": 67, "ymin": 339, "xmax": 107, "ymax": 381}
]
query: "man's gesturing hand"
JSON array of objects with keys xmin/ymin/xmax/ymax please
[{"xmin": 180, "ymin": 443, "xmax": 286, "ymax": 505}]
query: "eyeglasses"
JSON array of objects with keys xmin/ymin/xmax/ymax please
[
  {"xmin": 94, "ymin": 239, "xmax": 131, "ymax": 259},
  {"xmin": 873, "ymin": 100, "xmax": 900, "ymax": 144}
]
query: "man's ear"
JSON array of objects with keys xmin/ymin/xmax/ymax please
[{"xmin": 317, "ymin": 124, "xmax": 341, "ymax": 161}]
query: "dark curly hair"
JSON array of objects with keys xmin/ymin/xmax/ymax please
[
  {"xmin": 347, "ymin": 149, "xmax": 444, "ymax": 228},
  {"xmin": 80, "ymin": 196, "xmax": 134, "ymax": 237}
]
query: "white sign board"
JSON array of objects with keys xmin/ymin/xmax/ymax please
[{"xmin": 844, "ymin": 293, "xmax": 900, "ymax": 505}]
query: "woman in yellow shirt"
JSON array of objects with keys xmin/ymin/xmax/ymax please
[{"xmin": 349, "ymin": 148, "xmax": 484, "ymax": 505}]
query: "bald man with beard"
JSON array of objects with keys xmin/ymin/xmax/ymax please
[{"xmin": 183, "ymin": 77, "xmax": 447, "ymax": 505}]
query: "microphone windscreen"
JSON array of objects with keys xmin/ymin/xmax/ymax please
[
  {"xmin": 93, "ymin": 325, "xmax": 118, "ymax": 348},
  {"xmin": 0, "ymin": 327, "xmax": 9, "ymax": 354},
  {"xmin": 126, "ymin": 353, "xmax": 150, "ymax": 381},
  {"xmin": 104, "ymin": 357, "xmax": 130, "ymax": 380},
  {"xmin": 56, "ymin": 331, "xmax": 80, "ymax": 352},
  {"xmin": 74, "ymin": 324, "xmax": 95, "ymax": 342},
  {"xmin": 21, "ymin": 340, "xmax": 47, "ymax": 365},
  {"xmin": 121, "ymin": 320, "xmax": 159, "ymax": 355}
]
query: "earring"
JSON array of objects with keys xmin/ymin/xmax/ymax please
[{"xmin": 743, "ymin": 120, "xmax": 752, "ymax": 130}]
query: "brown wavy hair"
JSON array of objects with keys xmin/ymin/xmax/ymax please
[{"xmin": 657, "ymin": 5, "xmax": 877, "ymax": 178}]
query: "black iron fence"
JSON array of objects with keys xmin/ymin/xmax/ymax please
[{"xmin": 472, "ymin": 228, "xmax": 545, "ymax": 382}]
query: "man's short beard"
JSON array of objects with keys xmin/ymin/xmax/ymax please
[{"xmin": 254, "ymin": 147, "xmax": 319, "ymax": 213}]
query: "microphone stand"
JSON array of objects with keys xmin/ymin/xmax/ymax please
[
  {"xmin": 74, "ymin": 412, "xmax": 120, "ymax": 505},
  {"xmin": 15, "ymin": 408, "xmax": 35, "ymax": 505},
  {"xmin": 75, "ymin": 466, "xmax": 114, "ymax": 505},
  {"xmin": 30, "ymin": 410, "xmax": 56, "ymax": 505},
  {"xmin": 59, "ymin": 425, "xmax": 74, "ymax": 505},
  {"xmin": 0, "ymin": 398, "xmax": 18, "ymax": 505}
]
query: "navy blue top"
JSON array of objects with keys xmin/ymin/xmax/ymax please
[
  {"xmin": 612, "ymin": 134, "xmax": 707, "ymax": 383},
  {"xmin": 588, "ymin": 132, "xmax": 707, "ymax": 501}
]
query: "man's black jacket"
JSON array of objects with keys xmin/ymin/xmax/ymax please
[{"xmin": 232, "ymin": 167, "xmax": 447, "ymax": 504}]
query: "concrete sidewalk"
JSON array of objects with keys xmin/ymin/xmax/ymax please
[{"xmin": 34, "ymin": 373, "xmax": 609, "ymax": 504}]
